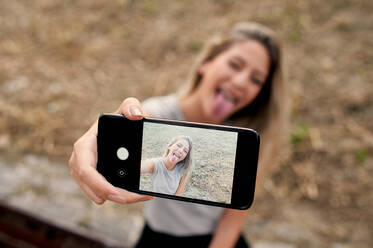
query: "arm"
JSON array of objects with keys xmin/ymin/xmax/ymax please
[
  {"xmin": 174, "ymin": 174, "xmax": 188, "ymax": 196},
  {"xmin": 208, "ymin": 209, "xmax": 248, "ymax": 248},
  {"xmin": 141, "ymin": 160, "xmax": 155, "ymax": 174}
]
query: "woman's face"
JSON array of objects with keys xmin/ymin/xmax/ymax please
[
  {"xmin": 167, "ymin": 139, "xmax": 190, "ymax": 164},
  {"xmin": 196, "ymin": 39, "xmax": 270, "ymax": 122}
]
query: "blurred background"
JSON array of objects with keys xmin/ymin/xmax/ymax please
[{"xmin": 0, "ymin": 0, "xmax": 372, "ymax": 247}]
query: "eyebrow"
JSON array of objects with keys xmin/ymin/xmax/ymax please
[
  {"xmin": 177, "ymin": 142, "xmax": 186, "ymax": 147},
  {"xmin": 177, "ymin": 142, "xmax": 189, "ymax": 150}
]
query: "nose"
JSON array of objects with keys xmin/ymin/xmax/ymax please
[{"xmin": 231, "ymin": 70, "xmax": 249, "ymax": 89}]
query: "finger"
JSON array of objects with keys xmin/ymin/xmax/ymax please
[
  {"xmin": 73, "ymin": 154, "xmax": 119, "ymax": 199},
  {"xmin": 74, "ymin": 162, "xmax": 153, "ymax": 204},
  {"xmin": 108, "ymin": 188, "xmax": 154, "ymax": 204},
  {"xmin": 71, "ymin": 142, "xmax": 119, "ymax": 198},
  {"xmin": 70, "ymin": 140, "xmax": 154, "ymax": 204},
  {"xmin": 81, "ymin": 182, "xmax": 106, "ymax": 204},
  {"xmin": 72, "ymin": 161, "xmax": 153, "ymax": 204},
  {"xmin": 74, "ymin": 134, "xmax": 98, "ymax": 169},
  {"xmin": 115, "ymin": 97, "xmax": 144, "ymax": 120},
  {"xmin": 71, "ymin": 169, "xmax": 105, "ymax": 204},
  {"xmin": 72, "ymin": 147, "xmax": 153, "ymax": 203}
]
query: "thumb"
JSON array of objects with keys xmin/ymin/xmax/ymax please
[{"xmin": 115, "ymin": 97, "xmax": 145, "ymax": 120}]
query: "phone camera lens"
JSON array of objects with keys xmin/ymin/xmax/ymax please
[
  {"xmin": 117, "ymin": 147, "xmax": 129, "ymax": 160},
  {"xmin": 117, "ymin": 169, "xmax": 126, "ymax": 177}
]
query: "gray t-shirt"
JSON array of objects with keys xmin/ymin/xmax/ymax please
[
  {"xmin": 142, "ymin": 94, "xmax": 224, "ymax": 236},
  {"xmin": 152, "ymin": 158, "xmax": 186, "ymax": 195}
]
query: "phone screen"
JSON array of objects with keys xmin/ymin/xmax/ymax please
[{"xmin": 139, "ymin": 121, "xmax": 238, "ymax": 204}]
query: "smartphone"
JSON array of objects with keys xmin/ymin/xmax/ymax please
[{"xmin": 97, "ymin": 114, "xmax": 260, "ymax": 210}]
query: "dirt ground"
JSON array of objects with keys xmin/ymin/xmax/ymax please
[{"xmin": 0, "ymin": 0, "xmax": 372, "ymax": 247}]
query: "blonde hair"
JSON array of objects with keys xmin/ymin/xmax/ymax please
[{"xmin": 179, "ymin": 22, "xmax": 290, "ymax": 181}]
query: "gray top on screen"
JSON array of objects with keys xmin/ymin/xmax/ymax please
[
  {"xmin": 152, "ymin": 158, "xmax": 186, "ymax": 195},
  {"xmin": 142, "ymin": 94, "xmax": 224, "ymax": 236}
]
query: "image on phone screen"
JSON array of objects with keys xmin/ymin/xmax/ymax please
[{"xmin": 140, "ymin": 122, "xmax": 238, "ymax": 204}]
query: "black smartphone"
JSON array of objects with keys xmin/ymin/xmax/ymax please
[{"xmin": 97, "ymin": 114, "xmax": 260, "ymax": 210}]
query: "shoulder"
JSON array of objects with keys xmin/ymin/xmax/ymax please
[
  {"xmin": 142, "ymin": 94, "xmax": 183, "ymax": 120},
  {"xmin": 144, "ymin": 159, "xmax": 156, "ymax": 168},
  {"xmin": 151, "ymin": 157, "xmax": 164, "ymax": 172}
]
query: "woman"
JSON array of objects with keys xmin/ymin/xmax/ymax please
[
  {"xmin": 69, "ymin": 22, "xmax": 289, "ymax": 247},
  {"xmin": 140, "ymin": 135, "xmax": 193, "ymax": 196}
]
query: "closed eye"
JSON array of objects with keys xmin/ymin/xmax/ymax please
[
  {"xmin": 251, "ymin": 76, "xmax": 264, "ymax": 86},
  {"xmin": 229, "ymin": 60, "xmax": 242, "ymax": 70}
]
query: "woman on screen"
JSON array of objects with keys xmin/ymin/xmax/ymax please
[{"xmin": 141, "ymin": 135, "xmax": 193, "ymax": 196}]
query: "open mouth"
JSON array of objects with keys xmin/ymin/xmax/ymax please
[
  {"xmin": 216, "ymin": 88, "xmax": 239, "ymax": 104},
  {"xmin": 212, "ymin": 88, "xmax": 239, "ymax": 117},
  {"xmin": 171, "ymin": 152, "xmax": 181, "ymax": 163}
]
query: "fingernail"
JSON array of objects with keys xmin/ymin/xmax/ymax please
[{"xmin": 129, "ymin": 105, "xmax": 142, "ymax": 117}]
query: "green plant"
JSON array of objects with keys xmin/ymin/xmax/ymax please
[
  {"xmin": 290, "ymin": 123, "xmax": 309, "ymax": 146},
  {"xmin": 356, "ymin": 149, "xmax": 369, "ymax": 163}
]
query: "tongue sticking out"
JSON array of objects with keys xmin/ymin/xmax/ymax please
[
  {"xmin": 171, "ymin": 154, "xmax": 178, "ymax": 163},
  {"xmin": 213, "ymin": 91, "xmax": 234, "ymax": 117}
]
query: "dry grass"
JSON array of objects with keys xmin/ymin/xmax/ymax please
[{"xmin": 1, "ymin": 0, "xmax": 372, "ymax": 246}]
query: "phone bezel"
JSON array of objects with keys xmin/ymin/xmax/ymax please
[{"xmin": 97, "ymin": 114, "xmax": 259, "ymax": 210}]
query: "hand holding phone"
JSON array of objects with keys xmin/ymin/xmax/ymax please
[
  {"xmin": 68, "ymin": 98, "xmax": 153, "ymax": 205},
  {"xmin": 97, "ymin": 114, "xmax": 260, "ymax": 209}
]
